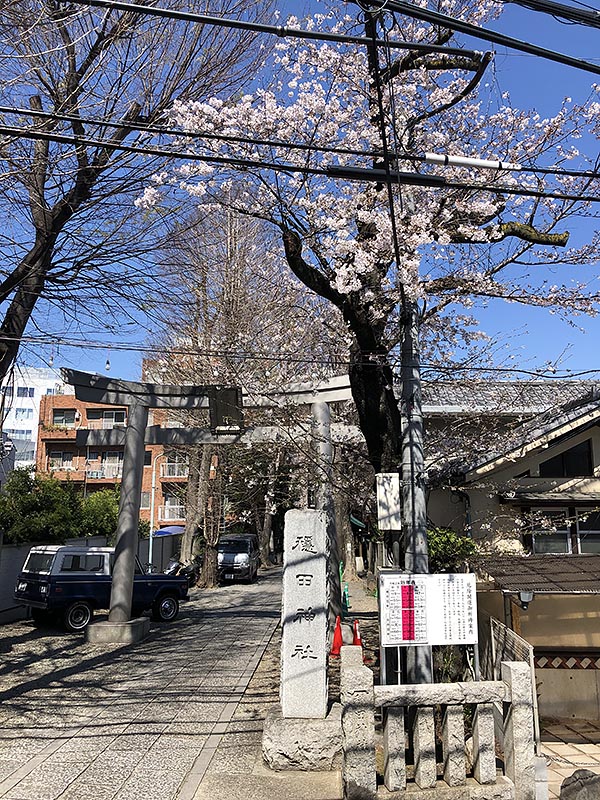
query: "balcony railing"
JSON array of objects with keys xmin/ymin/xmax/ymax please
[
  {"xmin": 159, "ymin": 505, "xmax": 185, "ymax": 521},
  {"xmin": 160, "ymin": 463, "xmax": 189, "ymax": 478},
  {"xmin": 86, "ymin": 420, "xmax": 127, "ymax": 430},
  {"xmin": 86, "ymin": 465, "xmax": 123, "ymax": 479}
]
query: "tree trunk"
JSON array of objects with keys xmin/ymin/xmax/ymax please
[
  {"xmin": 198, "ymin": 450, "xmax": 222, "ymax": 588},
  {"xmin": 180, "ymin": 446, "xmax": 203, "ymax": 562},
  {"xmin": 335, "ymin": 481, "xmax": 356, "ymax": 581},
  {"xmin": 260, "ymin": 448, "xmax": 283, "ymax": 567}
]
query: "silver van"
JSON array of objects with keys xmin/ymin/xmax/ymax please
[{"xmin": 217, "ymin": 535, "xmax": 260, "ymax": 583}]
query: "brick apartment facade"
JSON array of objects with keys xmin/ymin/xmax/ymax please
[{"xmin": 36, "ymin": 394, "xmax": 188, "ymax": 530}]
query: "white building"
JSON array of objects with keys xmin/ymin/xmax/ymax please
[{"xmin": 1, "ymin": 366, "xmax": 66, "ymax": 469}]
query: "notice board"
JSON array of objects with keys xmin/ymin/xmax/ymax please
[{"xmin": 379, "ymin": 570, "xmax": 478, "ymax": 647}]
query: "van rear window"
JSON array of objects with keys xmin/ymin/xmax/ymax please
[{"xmin": 23, "ymin": 552, "xmax": 55, "ymax": 573}]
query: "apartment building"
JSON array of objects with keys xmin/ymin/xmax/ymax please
[
  {"xmin": 36, "ymin": 393, "xmax": 189, "ymax": 530},
  {"xmin": 2, "ymin": 366, "xmax": 65, "ymax": 468}
]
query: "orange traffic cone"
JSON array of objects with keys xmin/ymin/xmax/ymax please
[
  {"xmin": 330, "ymin": 615, "xmax": 343, "ymax": 657},
  {"xmin": 352, "ymin": 619, "xmax": 363, "ymax": 648}
]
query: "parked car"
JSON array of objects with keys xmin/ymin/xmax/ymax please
[
  {"xmin": 14, "ymin": 545, "xmax": 189, "ymax": 632},
  {"xmin": 217, "ymin": 535, "xmax": 260, "ymax": 583}
]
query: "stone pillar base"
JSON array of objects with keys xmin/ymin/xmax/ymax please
[
  {"xmin": 262, "ymin": 704, "xmax": 342, "ymax": 771},
  {"xmin": 86, "ymin": 617, "xmax": 150, "ymax": 644}
]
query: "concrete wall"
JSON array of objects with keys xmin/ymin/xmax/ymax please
[{"xmin": 0, "ymin": 543, "xmax": 32, "ymax": 623}]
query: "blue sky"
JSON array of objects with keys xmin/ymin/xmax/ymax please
[
  {"xmin": 464, "ymin": 3, "xmax": 600, "ymax": 378},
  {"xmin": 30, "ymin": 0, "xmax": 599, "ymax": 382}
]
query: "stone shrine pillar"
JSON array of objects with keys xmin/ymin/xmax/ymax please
[
  {"xmin": 281, "ymin": 508, "xmax": 328, "ymax": 719},
  {"xmin": 262, "ymin": 508, "xmax": 342, "ymax": 770}
]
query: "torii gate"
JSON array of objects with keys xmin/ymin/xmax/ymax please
[{"xmin": 62, "ymin": 369, "xmax": 355, "ymax": 642}]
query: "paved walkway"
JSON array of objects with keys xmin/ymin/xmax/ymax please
[
  {"xmin": 541, "ymin": 718, "xmax": 600, "ymax": 799},
  {"xmin": 0, "ymin": 568, "xmax": 296, "ymax": 800}
]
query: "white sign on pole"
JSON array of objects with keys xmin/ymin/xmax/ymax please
[
  {"xmin": 376, "ymin": 473, "xmax": 402, "ymax": 530},
  {"xmin": 379, "ymin": 571, "xmax": 478, "ymax": 647}
]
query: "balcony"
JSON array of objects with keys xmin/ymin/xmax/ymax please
[
  {"xmin": 159, "ymin": 505, "xmax": 186, "ymax": 522},
  {"xmin": 160, "ymin": 463, "xmax": 189, "ymax": 479},
  {"xmin": 86, "ymin": 465, "xmax": 123, "ymax": 480},
  {"xmin": 86, "ymin": 420, "xmax": 127, "ymax": 430},
  {"xmin": 40, "ymin": 425, "xmax": 77, "ymax": 441}
]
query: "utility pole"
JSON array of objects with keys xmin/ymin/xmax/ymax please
[
  {"xmin": 312, "ymin": 401, "xmax": 342, "ymax": 625},
  {"xmin": 400, "ymin": 302, "xmax": 432, "ymax": 683},
  {"xmin": 361, "ymin": 4, "xmax": 433, "ymax": 683}
]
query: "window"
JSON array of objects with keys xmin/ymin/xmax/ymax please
[
  {"xmin": 17, "ymin": 387, "xmax": 34, "ymax": 398},
  {"xmin": 144, "ymin": 450, "xmax": 152, "ymax": 467},
  {"xmin": 539, "ymin": 439, "xmax": 593, "ymax": 478},
  {"xmin": 530, "ymin": 507, "xmax": 571, "ymax": 554},
  {"xmin": 15, "ymin": 408, "xmax": 33, "ymax": 421},
  {"xmin": 52, "ymin": 409, "xmax": 77, "ymax": 427},
  {"xmin": 2, "ymin": 386, "xmax": 13, "ymax": 396},
  {"xmin": 49, "ymin": 450, "xmax": 74, "ymax": 468},
  {"xmin": 5, "ymin": 428, "xmax": 32, "ymax": 439},
  {"xmin": 60, "ymin": 554, "xmax": 104, "ymax": 573},
  {"xmin": 577, "ymin": 510, "xmax": 600, "ymax": 554},
  {"xmin": 530, "ymin": 506, "xmax": 600, "ymax": 554},
  {"xmin": 46, "ymin": 388, "xmax": 55, "ymax": 395},
  {"xmin": 140, "ymin": 491, "xmax": 150, "ymax": 509},
  {"xmin": 87, "ymin": 408, "xmax": 126, "ymax": 427}
]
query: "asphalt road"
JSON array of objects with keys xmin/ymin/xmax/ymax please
[{"xmin": 0, "ymin": 569, "xmax": 282, "ymax": 800}]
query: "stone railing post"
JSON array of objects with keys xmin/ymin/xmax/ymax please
[
  {"xmin": 502, "ymin": 661, "xmax": 536, "ymax": 800},
  {"xmin": 340, "ymin": 645, "xmax": 376, "ymax": 796},
  {"xmin": 442, "ymin": 704, "xmax": 466, "ymax": 786}
]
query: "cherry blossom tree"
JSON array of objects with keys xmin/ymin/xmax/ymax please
[{"xmin": 138, "ymin": 1, "xmax": 600, "ymax": 474}]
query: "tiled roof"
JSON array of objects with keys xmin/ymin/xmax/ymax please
[
  {"xmin": 421, "ymin": 380, "xmax": 597, "ymax": 415},
  {"xmin": 463, "ymin": 386, "xmax": 600, "ymax": 476},
  {"xmin": 478, "ymin": 554, "xmax": 600, "ymax": 594}
]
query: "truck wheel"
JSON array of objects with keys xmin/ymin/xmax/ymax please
[
  {"xmin": 152, "ymin": 594, "xmax": 179, "ymax": 622},
  {"xmin": 63, "ymin": 601, "xmax": 93, "ymax": 632}
]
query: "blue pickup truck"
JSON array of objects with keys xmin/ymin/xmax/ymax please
[{"xmin": 14, "ymin": 545, "xmax": 189, "ymax": 632}]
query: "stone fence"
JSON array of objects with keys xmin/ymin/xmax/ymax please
[{"xmin": 340, "ymin": 646, "xmax": 535, "ymax": 800}]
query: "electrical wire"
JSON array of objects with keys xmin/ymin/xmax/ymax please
[
  {"xmin": 52, "ymin": 0, "xmax": 477, "ymax": 58},
  {"xmin": 3, "ymin": 103, "xmax": 600, "ymax": 181},
  {"xmin": 9, "ymin": 333, "xmax": 600, "ymax": 380},
  {"xmin": 1, "ymin": 123, "xmax": 598, "ymax": 204},
  {"xmin": 503, "ymin": 0, "xmax": 600, "ymax": 28},
  {"xmin": 61, "ymin": 0, "xmax": 600, "ymax": 75},
  {"xmin": 362, "ymin": 0, "xmax": 600, "ymax": 74}
]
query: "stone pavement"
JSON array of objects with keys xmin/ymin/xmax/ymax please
[
  {"xmin": 0, "ymin": 567, "xmax": 340, "ymax": 800},
  {"xmin": 541, "ymin": 718, "xmax": 600, "ymax": 799}
]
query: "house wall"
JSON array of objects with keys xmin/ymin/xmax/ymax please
[
  {"xmin": 478, "ymin": 588, "xmax": 600, "ymax": 719},
  {"xmin": 429, "ymin": 426, "xmax": 600, "ymax": 547}
]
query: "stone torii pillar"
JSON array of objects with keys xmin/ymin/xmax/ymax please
[{"xmin": 62, "ymin": 369, "xmax": 220, "ymax": 643}]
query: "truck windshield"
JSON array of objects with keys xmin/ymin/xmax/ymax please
[
  {"xmin": 219, "ymin": 541, "xmax": 250, "ymax": 554},
  {"xmin": 23, "ymin": 552, "xmax": 55, "ymax": 573}
]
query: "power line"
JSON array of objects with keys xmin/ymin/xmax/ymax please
[
  {"xmin": 363, "ymin": 0, "xmax": 600, "ymax": 74},
  {"xmin": 10, "ymin": 333, "xmax": 600, "ymax": 380},
  {"xmin": 1, "ymin": 123, "xmax": 598, "ymax": 204},
  {"xmin": 59, "ymin": 0, "xmax": 600, "ymax": 75},
  {"xmin": 54, "ymin": 0, "xmax": 476, "ymax": 58},
  {"xmin": 4, "ymin": 103, "xmax": 599, "ymax": 181},
  {"xmin": 504, "ymin": 0, "xmax": 600, "ymax": 27}
]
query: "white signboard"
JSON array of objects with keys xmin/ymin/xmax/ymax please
[
  {"xmin": 379, "ymin": 571, "xmax": 478, "ymax": 647},
  {"xmin": 376, "ymin": 473, "xmax": 402, "ymax": 530}
]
